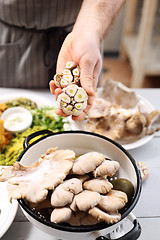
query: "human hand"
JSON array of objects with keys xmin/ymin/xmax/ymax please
[{"xmin": 49, "ymin": 30, "xmax": 102, "ymax": 121}]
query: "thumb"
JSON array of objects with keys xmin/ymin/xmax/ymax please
[
  {"xmin": 56, "ymin": 54, "xmax": 67, "ymax": 74},
  {"xmin": 56, "ymin": 42, "xmax": 70, "ymax": 73},
  {"xmin": 80, "ymin": 60, "xmax": 95, "ymax": 96}
]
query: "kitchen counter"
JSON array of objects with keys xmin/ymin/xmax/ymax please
[{"xmin": 0, "ymin": 87, "xmax": 160, "ymax": 240}]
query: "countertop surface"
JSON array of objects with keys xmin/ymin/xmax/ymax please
[{"xmin": 0, "ymin": 87, "xmax": 160, "ymax": 240}]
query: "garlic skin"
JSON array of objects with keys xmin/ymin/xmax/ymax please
[{"xmin": 57, "ymin": 85, "xmax": 88, "ymax": 116}]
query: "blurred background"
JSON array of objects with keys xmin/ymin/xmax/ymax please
[{"xmin": 102, "ymin": 0, "xmax": 160, "ymax": 88}]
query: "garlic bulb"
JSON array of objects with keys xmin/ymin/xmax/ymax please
[
  {"xmin": 54, "ymin": 61, "xmax": 81, "ymax": 88},
  {"xmin": 53, "ymin": 62, "xmax": 88, "ymax": 116},
  {"xmin": 57, "ymin": 85, "xmax": 88, "ymax": 116}
]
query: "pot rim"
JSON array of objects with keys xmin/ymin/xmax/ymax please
[{"xmin": 17, "ymin": 130, "xmax": 142, "ymax": 233}]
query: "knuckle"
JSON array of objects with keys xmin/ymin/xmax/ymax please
[{"xmin": 84, "ymin": 75, "xmax": 93, "ymax": 82}]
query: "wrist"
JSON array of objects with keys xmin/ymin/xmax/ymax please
[
  {"xmin": 72, "ymin": 24, "xmax": 101, "ymax": 47},
  {"xmin": 72, "ymin": 5, "xmax": 108, "ymax": 45},
  {"xmin": 73, "ymin": 0, "xmax": 125, "ymax": 43}
]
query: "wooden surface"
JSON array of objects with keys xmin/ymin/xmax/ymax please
[{"xmin": 0, "ymin": 88, "xmax": 160, "ymax": 240}]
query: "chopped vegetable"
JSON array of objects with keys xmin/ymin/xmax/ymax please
[
  {"xmin": 0, "ymin": 103, "xmax": 7, "ymax": 117},
  {"xmin": 30, "ymin": 106, "xmax": 68, "ymax": 132},
  {"xmin": 0, "ymin": 119, "xmax": 12, "ymax": 150},
  {"xmin": 0, "ymin": 106, "xmax": 69, "ymax": 166},
  {"xmin": 5, "ymin": 97, "xmax": 38, "ymax": 110}
]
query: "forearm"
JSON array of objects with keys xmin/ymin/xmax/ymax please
[{"xmin": 73, "ymin": 0, "xmax": 125, "ymax": 44}]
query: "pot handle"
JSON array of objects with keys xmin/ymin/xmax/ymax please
[
  {"xmin": 23, "ymin": 130, "xmax": 53, "ymax": 149},
  {"xmin": 95, "ymin": 213, "xmax": 141, "ymax": 240}
]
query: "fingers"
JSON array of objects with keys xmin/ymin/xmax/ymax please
[
  {"xmin": 93, "ymin": 57, "xmax": 102, "ymax": 90},
  {"xmin": 80, "ymin": 57, "xmax": 95, "ymax": 96},
  {"xmin": 49, "ymin": 80, "xmax": 57, "ymax": 95},
  {"xmin": 50, "ymin": 80, "xmax": 62, "ymax": 100},
  {"xmin": 56, "ymin": 36, "xmax": 71, "ymax": 73},
  {"xmin": 56, "ymin": 56, "xmax": 67, "ymax": 74},
  {"xmin": 54, "ymin": 88, "xmax": 62, "ymax": 100},
  {"xmin": 55, "ymin": 108, "xmax": 69, "ymax": 118},
  {"xmin": 50, "ymin": 80, "xmax": 68, "ymax": 117},
  {"xmin": 72, "ymin": 111, "xmax": 86, "ymax": 121},
  {"xmin": 84, "ymin": 95, "xmax": 94, "ymax": 114},
  {"xmin": 79, "ymin": 54, "xmax": 102, "ymax": 97}
]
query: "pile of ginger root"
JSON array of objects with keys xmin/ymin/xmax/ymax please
[{"xmin": 0, "ymin": 147, "xmax": 129, "ymax": 226}]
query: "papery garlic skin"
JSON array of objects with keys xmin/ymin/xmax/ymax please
[
  {"xmin": 57, "ymin": 85, "xmax": 88, "ymax": 116},
  {"xmin": 54, "ymin": 73, "xmax": 63, "ymax": 88}
]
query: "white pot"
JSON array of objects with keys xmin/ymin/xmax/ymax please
[{"xmin": 18, "ymin": 130, "xmax": 142, "ymax": 240}]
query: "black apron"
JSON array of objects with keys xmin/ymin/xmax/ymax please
[{"xmin": 0, "ymin": 0, "xmax": 82, "ymax": 88}]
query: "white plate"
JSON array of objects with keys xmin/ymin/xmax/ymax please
[
  {"xmin": 0, "ymin": 168, "xmax": 18, "ymax": 238},
  {"xmin": 71, "ymin": 94, "xmax": 155, "ymax": 150},
  {"xmin": 0, "ymin": 92, "xmax": 52, "ymax": 108}
]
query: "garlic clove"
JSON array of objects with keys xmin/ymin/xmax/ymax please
[
  {"xmin": 72, "ymin": 68, "xmax": 80, "ymax": 77},
  {"xmin": 75, "ymin": 102, "xmax": 87, "ymax": 111},
  {"xmin": 65, "ymin": 85, "xmax": 78, "ymax": 97},
  {"xmin": 74, "ymin": 88, "xmax": 88, "ymax": 102},
  {"xmin": 58, "ymin": 93, "xmax": 70, "ymax": 103},
  {"xmin": 54, "ymin": 73, "xmax": 63, "ymax": 87},
  {"xmin": 59, "ymin": 101, "xmax": 67, "ymax": 108},
  {"xmin": 63, "ymin": 75, "xmax": 73, "ymax": 82},
  {"xmin": 63, "ymin": 69, "xmax": 72, "ymax": 75},
  {"xmin": 65, "ymin": 61, "xmax": 77, "ymax": 70},
  {"xmin": 61, "ymin": 78, "xmax": 70, "ymax": 87},
  {"xmin": 60, "ymin": 79, "xmax": 71, "ymax": 88},
  {"xmin": 66, "ymin": 105, "xmax": 74, "ymax": 111}
]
